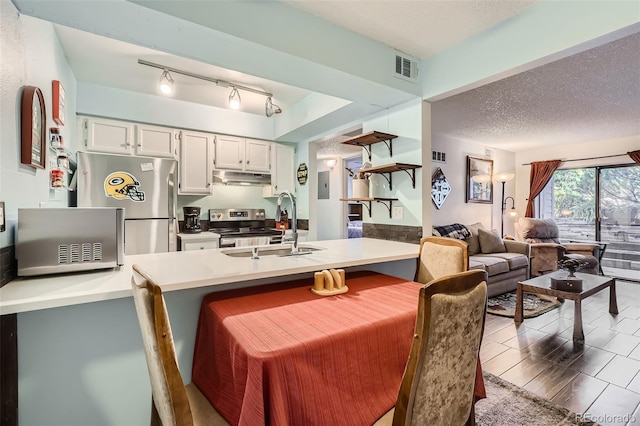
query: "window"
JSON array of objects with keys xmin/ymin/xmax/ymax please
[{"xmin": 539, "ymin": 164, "xmax": 640, "ymax": 276}]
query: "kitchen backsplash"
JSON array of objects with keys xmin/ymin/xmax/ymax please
[
  {"xmin": 363, "ymin": 223, "xmax": 422, "ymax": 244},
  {"xmin": 178, "ymin": 218, "xmax": 308, "ymax": 233},
  {"xmin": 0, "ymin": 245, "xmax": 16, "ymax": 287}
]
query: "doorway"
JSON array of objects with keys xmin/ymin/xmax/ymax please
[{"xmin": 345, "ymin": 155, "xmax": 363, "ymax": 238}]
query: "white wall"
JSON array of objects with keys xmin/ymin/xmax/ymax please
[
  {"xmin": 0, "ymin": 4, "xmax": 77, "ymax": 248},
  {"xmin": 77, "ymin": 82, "xmax": 275, "ymax": 141},
  {"xmin": 430, "ymin": 133, "xmax": 516, "ymax": 234}
]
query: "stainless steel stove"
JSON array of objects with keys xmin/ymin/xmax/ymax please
[{"xmin": 209, "ymin": 208, "xmax": 283, "ymax": 247}]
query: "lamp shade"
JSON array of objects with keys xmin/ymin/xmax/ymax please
[{"xmin": 495, "ymin": 172, "xmax": 515, "ymax": 183}]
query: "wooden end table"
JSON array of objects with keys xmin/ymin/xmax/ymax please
[{"xmin": 515, "ymin": 272, "xmax": 618, "ymax": 341}]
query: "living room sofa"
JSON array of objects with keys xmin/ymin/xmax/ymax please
[{"xmin": 433, "ymin": 223, "xmax": 530, "ymax": 297}]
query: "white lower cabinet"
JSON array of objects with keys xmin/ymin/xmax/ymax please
[
  {"xmin": 264, "ymin": 144, "xmax": 295, "ymax": 197},
  {"xmin": 178, "ymin": 131, "xmax": 214, "ymax": 195},
  {"xmin": 178, "ymin": 233, "xmax": 220, "ymax": 251}
]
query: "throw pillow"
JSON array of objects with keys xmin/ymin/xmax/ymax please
[
  {"xmin": 465, "ymin": 222, "xmax": 485, "ymax": 255},
  {"xmin": 478, "ymin": 228, "xmax": 506, "ymax": 254}
]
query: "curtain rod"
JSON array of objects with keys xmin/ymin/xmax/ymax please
[{"xmin": 521, "ymin": 153, "xmax": 631, "ymax": 166}]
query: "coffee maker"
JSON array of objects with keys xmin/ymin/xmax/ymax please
[{"xmin": 183, "ymin": 206, "xmax": 202, "ymax": 233}]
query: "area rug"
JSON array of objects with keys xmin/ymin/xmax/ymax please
[
  {"xmin": 487, "ymin": 291, "xmax": 561, "ymax": 318},
  {"xmin": 476, "ymin": 372, "xmax": 597, "ymax": 425}
]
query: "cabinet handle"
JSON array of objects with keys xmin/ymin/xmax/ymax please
[
  {"xmin": 246, "ymin": 161, "xmax": 250, "ymax": 164},
  {"xmin": 239, "ymin": 160, "xmax": 243, "ymax": 164}
]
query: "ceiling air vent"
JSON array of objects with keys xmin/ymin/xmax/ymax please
[{"xmin": 394, "ymin": 52, "xmax": 419, "ymax": 82}]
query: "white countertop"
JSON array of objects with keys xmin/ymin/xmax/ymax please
[
  {"xmin": 0, "ymin": 238, "xmax": 419, "ymax": 315},
  {"xmin": 177, "ymin": 232, "xmax": 220, "ymax": 240}
]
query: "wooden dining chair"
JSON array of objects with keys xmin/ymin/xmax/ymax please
[
  {"xmin": 415, "ymin": 236, "xmax": 469, "ymax": 283},
  {"xmin": 131, "ymin": 264, "xmax": 229, "ymax": 426},
  {"xmin": 375, "ymin": 269, "xmax": 488, "ymax": 426}
]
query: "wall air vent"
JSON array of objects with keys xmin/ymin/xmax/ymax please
[{"xmin": 394, "ymin": 52, "xmax": 419, "ymax": 82}]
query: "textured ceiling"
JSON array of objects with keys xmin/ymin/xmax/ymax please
[
  {"xmin": 285, "ymin": 0, "xmax": 537, "ymax": 58},
  {"xmin": 431, "ymin": 31, "xmax": 640, "ymax": 152}
]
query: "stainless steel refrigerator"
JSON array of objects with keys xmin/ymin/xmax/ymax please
[{"xmin": 77, "ymin": 151, "xmax": 177, "ymax": 255}]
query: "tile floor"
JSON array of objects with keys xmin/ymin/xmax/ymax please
[{"xmin": 481, "ymin": 279, "xmax": 640, "ymax": 426}]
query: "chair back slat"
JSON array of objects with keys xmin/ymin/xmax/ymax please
[{"xmin": 132, "ymin": 264, "xmax": 193, "ymax": 426}]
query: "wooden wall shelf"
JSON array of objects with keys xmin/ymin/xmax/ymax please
[
  {"xmin": 340, "ymin": 197, "xmax": 398, "ymax": 218},
  {"xmin": 341, "ymin": 131, "xmax": 398, "ymax": 160},
  {"xmin": 360, "ymin": 163, "xmax": 422, "ymax": 189}
]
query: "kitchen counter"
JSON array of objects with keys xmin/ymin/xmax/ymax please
[
  {"xmin": 0, "ymin": 238, "xmax": 418, "ymax": 315},
  {"xmin": 3, "ymin": 237, "xmax": 420, "ymax": 426},
  {"xmin": 177, "ymin": 231, "xmax": 221, "ymax": 241}
]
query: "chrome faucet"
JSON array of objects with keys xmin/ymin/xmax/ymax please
[{"xmin": 276, "ymin": 190, "xmax": 299, "ymax": 254}]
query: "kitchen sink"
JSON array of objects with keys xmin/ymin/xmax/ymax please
[{"xmin": 222, "ymin": 245, "xmax": 323, "ymax": 257}]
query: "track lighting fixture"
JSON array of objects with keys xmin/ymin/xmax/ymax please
[
  {"xmin": 159, "ymin": 69, "xmax": 174, "ymax": 95},
  {"xmin": 228, "ymin": 87, "xmax": 241, "ymax": 110},
  {"xmin": 139, "ymin": 59, "xmax": 283, "ymax": 117},
  {"xmin": 265, "ymin": 96, "xmax": 282, "ymax": 117}
]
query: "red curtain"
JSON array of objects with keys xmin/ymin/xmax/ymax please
[
  {"xmin": 525, "ymin": 160, "xmax": 562, "ymax": 217},
  {"xmin": 629, "ymin": 150, "xmax": 640, "ymax": 165}
]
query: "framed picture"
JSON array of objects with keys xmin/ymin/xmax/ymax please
[
  {"xmin": 21, "ymin": 86, "xmax": 46, "ymax": 169},
  {"xmin": 52, "ymin": 80, "xmax": 65, "ymax": 125},
  {"xmin": 466, "ymin": 156, "xmax": 493, "ymax": 203}
]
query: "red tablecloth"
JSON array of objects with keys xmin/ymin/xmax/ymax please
[{"xmin": 192, "ymin": 271, "xmax": 485, "ymax": 426}]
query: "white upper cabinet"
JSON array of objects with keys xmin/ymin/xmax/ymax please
[
  {"xmin": 244, "ymin": 139, "xmax": 271, "ymax": 172},
  {"xmin": 215, "ymin": 136, "xmax": 271, "ymax": 173},
  {"xmin": 82, "ymin": 117, "xmax": 134, "ymax": 154},
  {"xmin": 264, "ymin": 144, "xmax": 295, "ymax": 197},
  {"xmin": 81, "ymin": 117, "xmax": 176, "ymax": 158},
  {"xmin": 135, "ymin": 124, "xmax": 176, "ymax": 158},
  {"xmin": 179, "ymin": 130, "xmax": 214, "ymax": 195},
  {"xmin": 215, "ymin": 135, "xmax": 244, "ymax": 170}
]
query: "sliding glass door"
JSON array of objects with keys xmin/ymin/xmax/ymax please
[{"xmin": 540, "ymin": 164, "xmax": 640, "ymax": 278}]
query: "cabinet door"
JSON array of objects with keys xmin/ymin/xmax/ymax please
[
  {"xmin": 179, "ymin": 131, "xmax": 214, "ymax": 195},
  {"xmin": 215, "ymin": 135, "xmax": 244, "ymax": 170},
  {"xmin": 136, "ymin": 124, "xmax": 176, "ymax": 158},
  {"xmin": 183, "ymin": 240, "xmax": 219, "ymax": 251},
  {"xmin": 245, "ymin": 139, "xmax": 271, "ymax": 172},
  {"xmin": 272, "ymin": 144, "xmax": 295, "ymax": 195},
  {"xmin": 83, "ymin": 117, "xmax": 133, "ymax": 154}
]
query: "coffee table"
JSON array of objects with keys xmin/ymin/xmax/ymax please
[{"xmin": 515, "ymin": 272, "xmax": 618, "ymax": 341}]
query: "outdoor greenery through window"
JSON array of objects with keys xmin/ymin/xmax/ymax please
[{"xmin": 539, "ymin": 164, "xmax": 640, "ymax": 277}]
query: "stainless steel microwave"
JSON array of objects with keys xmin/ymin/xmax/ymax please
[{"xmin": 17, "ymin": 207, "xmax": 125, "ymax": 276}]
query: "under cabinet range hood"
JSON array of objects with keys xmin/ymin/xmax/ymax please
[{"xmin": 212, "ymin": 170, "xmax": 271, "ymax": 186}]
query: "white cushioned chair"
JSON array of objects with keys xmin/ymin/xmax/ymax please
[
  {"xmin": 131, "ymin": 264, "xmax": 229, "ymax": 426},
  {"xmin": 415, "ymin": 236, "xmax": 469, "ymax": 284}
]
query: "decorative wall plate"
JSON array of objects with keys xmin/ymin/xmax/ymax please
[{"xmin": 431, "ymin": 167, "xmax": 451, "ymax": 209}]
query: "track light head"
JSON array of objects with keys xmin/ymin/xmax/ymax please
[
  {"xmin": 228, "ymin": 87, "xmax": 241, "ymax": 110},
  {"xmin": 265, "ymin": 96, "xmax": 283, "ymax": 117},
  {"xmin": 159, "ymin": 69, "xmax": 174, "ymax": 95}
]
